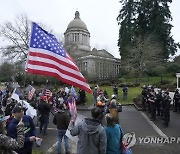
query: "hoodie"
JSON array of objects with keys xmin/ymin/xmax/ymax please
[{"xmin": 70, "ymin": 118, "xmax": 107, "ymax": 154}]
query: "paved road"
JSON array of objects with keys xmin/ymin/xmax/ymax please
[{"xmin": 33, "ymin": 106, "xmax": 180, "ymax": 154}]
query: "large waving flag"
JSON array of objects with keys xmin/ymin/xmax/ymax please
[{"xmin": 26, "ymin": 22, "xmax": 92, "ymax": 94}]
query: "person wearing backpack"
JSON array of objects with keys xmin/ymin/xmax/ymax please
[
  {"xmin": 106, "ymin": 97, "xmax": 119, "ymax": 124},
  {"xmin": 105, "ymin": 113, "xmax": 124, "ymax": 154}
]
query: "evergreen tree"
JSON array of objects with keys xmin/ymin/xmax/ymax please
[
  {"xmin": 117, "ymin": 0, "xmax": 179, "ymax": 61},
  {"xmin": 117, "ymin": 0, "xmax": 137, "ymax": 60}
]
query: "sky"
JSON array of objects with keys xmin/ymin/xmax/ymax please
[{"xmin": 0, "ymin": 0, "xmax": 179, "ymax": 60}]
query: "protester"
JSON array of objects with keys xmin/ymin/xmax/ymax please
[
  {"xmin": 7, "ymin": 106, "xmax": 37, "ymax": 154},
  {"xmin": 53, "ymin": 104, "xmax": 71, "ymax": 154},
  {"xmin": 78, "ymin": 89, "xmax": 86, "ymax": 105},
  {"xmin": 93, "ymin": 86, "xmax": 98, "ymax": 106},
  {"xmin": 0, "ymin": 114, "xmax": 24, "ymax": 154},
  {"xmin": 70, "ymin": 107, "xmax": 107, "ymax": 154},
  {"xmin": 105, "ymin": 113, "xmax": 123, "ymax": 154},
  {"xmin": 122, "ymin": 85, "xmax": 128, "ymax": 100},
  {"xmin": 106, "ymin": 95, "xmax": 119, "ymax": 124},
  {"xmin": 38, "ymin": 96, "xmax": 51, "ymax": 135},
  {"xmin": 113, "ymin": 84, "xmax": 118, "ymax": 100}
]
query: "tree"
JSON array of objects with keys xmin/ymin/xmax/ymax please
[
  {"xmin": 117, "ymin": 0, "xmax": 137, "ymax": 60},
  {"xmin": 117, "ymin": 0, "xmax": 179, "ymax": 61},
  {"xmin": 121, "ymin": 34, "xmax": 165, "ymax": 76},
  {"xmin": 0, "ymin": 62, "xmax": 15, "ymax": 82},
  {"xmin": 0, "ymin": 14, "xmax": 64, "ymax": 63},
  {"xmin": 0, "ymin": 14, "xmax": 30, "ymax": 62}
]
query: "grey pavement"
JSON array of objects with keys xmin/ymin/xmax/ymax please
[{"xmin": 32, "ymin": 105, "xmax": 180, "ymax": 154}]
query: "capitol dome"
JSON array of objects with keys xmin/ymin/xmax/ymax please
[
  {"xmin": 64, "ymin": 11, "xmax": 91, "ymax": 52},
  {"xmin": 67, "ymin": 11, "xmax": 88, "ymax": 30}
]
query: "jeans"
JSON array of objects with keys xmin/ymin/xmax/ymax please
[
  {"xmin": 39, "ymin": 115, "xmax": 49, "ymax": 134},
  {"xmin": 57, "ymin": 129, "xmax": 69, "ymax": 154}
]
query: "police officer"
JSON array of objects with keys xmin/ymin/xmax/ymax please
[
  {"xmin": 141, "ymin": 85, "xmax": 147, "ymax": 111},
  {"xmin": 156, "ymin": 89, "xmax": 162, "ymax": 116},
  {"xmin": 173, "ymin": 89, "xmax": 180, "ymax": 112},
  {"xmin": 163, "ymin": 91, "xmax": 171, "ymax": 127},
  {"xmin": 148, "ymin": 91, "xmax": 156, "ymax": 121}
]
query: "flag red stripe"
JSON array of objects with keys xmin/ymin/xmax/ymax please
[
  {"xmin": 28, "ymin": 60, "xmax": 87, "ymax": 83},
  {"xmin": 29, "ymin": 51, "xmax": 79, "ymax": 72},
  {"xmin": 27, "ymin": 68, "xmax": 93, "ymax": 94}
]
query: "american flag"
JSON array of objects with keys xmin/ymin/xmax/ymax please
[
  {"xmin": 67, "ymin": 96, "xmax": 77, "ymax": 115},
  {"xmin": 27, "ymin": 85, "xmax": 36, "ymax": 100},
  {"xmin": 26, "ymin": 22, "xmax": 92, "ymax": 94},
  {"xmin": 44, "ymin": 89, "xmax": 52, "ymax": 97}
]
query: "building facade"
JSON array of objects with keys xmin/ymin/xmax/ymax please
[{"xmin": 64, "ymin": 11, "xmax": 121, "ymax": 81}]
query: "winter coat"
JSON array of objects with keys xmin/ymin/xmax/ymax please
[
  {"xmin": 105, "ymin": 124, "xmax": 123, "ymax": 154},
  {"xmin": 53, "ymin": 109, "xmax": 70, "ymax": 130},
  {"xmin": 0, "ymin": 122, "xmax": 24, "ymax": 154},
  {"xmin": 70, "ymin": 118, "xmax": 107, "ymax": 154}
]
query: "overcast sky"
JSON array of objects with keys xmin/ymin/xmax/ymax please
[{"xmin": 0, "ymin": 0, "xmax": 179, "ymax": 59}]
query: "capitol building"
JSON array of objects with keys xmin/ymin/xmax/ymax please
[{"xmin": 64, "ymin": 11, "xmax": 121, "ymax": 81}]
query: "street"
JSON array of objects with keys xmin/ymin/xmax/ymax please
[{"xmin": 33, "ymin": 106, "xmax": 180, "ymax": 154}]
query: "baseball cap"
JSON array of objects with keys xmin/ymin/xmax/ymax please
[
  {"xmin": 12, "ymin": 106, "xmax": 23, "ymax": 114},
  {"xmin": 0, "ymin": 115, "xmax": 10, "ymax": 122}
]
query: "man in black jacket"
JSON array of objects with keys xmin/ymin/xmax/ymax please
[
  {"xmin": 38, "ymin": 96, "xmax": 50, "ymax": 135},
  {"xmin": 53, "ymin": 104, "xmax": 70, "ymax": 154}
]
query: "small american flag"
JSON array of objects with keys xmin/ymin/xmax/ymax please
[
  {"xmin": 28, "ymin": 85, "xmax": 36, "ymax": 100},
  {"xmin": 67, "ymin": 96, "xmax": 77, "ymax": 115},
  {"xmin": 44, "ymin": 89, "xmax": 52, "ymax": 97},
  {"xmin": 26, "ymin": 22, "xmax": 92, "ymax": 94}
]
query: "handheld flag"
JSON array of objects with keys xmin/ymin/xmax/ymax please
[
  {"xmin": 26, "ymin": 22, "xmax": 92, "ymax": 94},
  {"xmin": 11, "ymin": 88, "xmax": 20, "ymax": 102},
  {"xmin": 70, "ymin": 86, "xmax": 78, "ymax": 100},
  {"xmin": 27, "ymin": 85, "xmax": 36, "ymax": 100}
]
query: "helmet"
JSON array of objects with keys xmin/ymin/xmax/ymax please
[
  {"xmin": 97, "ymin": 101, "xmax": 103, "ymax": 107},
  {"xmin": 111, "ymin": 94, "xmax": 116, "ymax": 99}
]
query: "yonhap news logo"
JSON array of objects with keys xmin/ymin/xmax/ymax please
[{"xmin": 123, "ymin": 132, "xmax": 180, "ymax": 147}]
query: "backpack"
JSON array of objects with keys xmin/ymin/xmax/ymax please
[{"xmin": 109, "ymin": 108, "xmax": 118, "ymax": 122}]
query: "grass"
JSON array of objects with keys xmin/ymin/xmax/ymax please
[
  {"xmin": 83, "ymin": 75, "xmax": 176, "ymax": 106},
  {"xmin": 84, "ymin": 86, "xmax": 142, "ymax": 105}
]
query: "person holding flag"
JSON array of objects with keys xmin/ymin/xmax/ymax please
[{"xmin": 66, "ymin": 92, "xmax": 77, "ymax": 117}]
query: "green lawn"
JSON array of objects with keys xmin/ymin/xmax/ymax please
[
  {"xmin": 85, "ymin": 86, "xmax": 142, "ymax": 105},
  {"xmin": 84, "ymin": 75, "xmax": 176, "ymax": 106}
]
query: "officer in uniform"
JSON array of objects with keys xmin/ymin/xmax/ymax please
[
  {"xmin": 173, "ymin": 89, "xmax": 180, "ymax": 112},
  {"xmin": 163, "ymin": 91, "xmax": 171, "ymax": 127},
  {"xmin": 148, "ymin": 91, "xmax": 156, "ymax": 121},
  {"xmin": 156, "ymin": 89, "xmax": 162, "ymax": 116},
  {"xmin": 146, "ymin": 86, "xmax": 152, "ymax": 113},
  {"xmin": 141, "ymin": 85, "xmax": 147, "ymax": 111}
]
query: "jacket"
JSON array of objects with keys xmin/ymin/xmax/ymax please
[
  {"xmin": 70, "ymin": 118, "xmax": 107, "ymax": 154},
  {"xmin": 105, "ymin": 124, "xmax": 123, "ymax": 154},
  {"xmin": 38, "ymin": 100, "xmax": 50, "ymax": 116},
  {"xmin": 0, "ymin": 122, "xmax": 24, "ymax": 154},
  {"xmin": 7, "ymin": 115, "xmax": 37, "ymax": 154},
  {"xmin": 53, "ymin": 110, "xmax": 70, "ymax": 130}
]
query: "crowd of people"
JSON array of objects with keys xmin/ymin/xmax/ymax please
[
  {"xmin": 141, "ymin": 85, "xmax": 180, "ymax": 127},
  {"xmin": 0, "ymin": 84, "xmax": 126, "ymax": 154}
]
